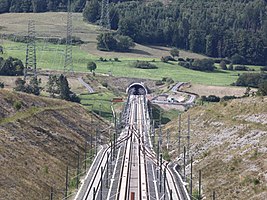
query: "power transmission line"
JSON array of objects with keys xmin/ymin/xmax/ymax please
[
  {"xmin": 64, "ymin": 0, "xmax": 74, "ymax": 73},
  {"xmin": 24, "ymin": 20, "xmax": 37, "ymax": 80},
  {"xmin": 100, "ymin": 0, "xmax": 111, "ymax": 30}
]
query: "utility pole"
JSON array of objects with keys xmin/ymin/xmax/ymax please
[
  {"xmin": 167, "ymin": 129, "xmax": 170, "ymax": 150},
  {"xmin": 50, "ymin": 186, "xmax": 53, "ymax": 200},
  {"xmin": 199, "ymin": 170, "xmax": 202, "ymax": 200},
  {"xmin": 178, "ymin": 113, "xmax": 181, "ymax": 155},
  {"xmin": 64, "ymin": 0, "xmax": 73, "ymax": 73},
  {"xmin": 183, "ymin": 146, "xmax": 186, "ymax": 182},
  {"xmin": 187, "ymin": 114, "xmax": 190, "ymax": 163},
  {"xmin": 100, "ymin": 0, "xmax": 111, "ymax": 30},
  {"xmin": 84, "ymin": 142, "xmax": 87, "ymax": 171},
  {"xmin": 76, "ymin": 151, "xmax": 80, "ymax": 189},
  {"xmin": 25, "ymin": 20, "xmax": 36, "ymax": 80},
  {"xmin": 65, "ymin": 165, "xmax": 69, "ymax": 198},
  {"xmin": 190, "ymin": 156, "xmax": 193, "ymax": 199}
]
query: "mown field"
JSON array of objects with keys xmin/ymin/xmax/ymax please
[
  {"xmin": 0, "ymin": 12, "xmax": 263, "ymax": 86},
  {"xmin": 1, "ymin": 40, "xmax": 263, "ymax": 86}
]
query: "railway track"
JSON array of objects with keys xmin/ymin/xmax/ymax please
[{"xmin": 75, "ymin": 94, "xmax": 190, "ymax": 200}]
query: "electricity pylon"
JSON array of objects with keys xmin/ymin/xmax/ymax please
[
  {"xmin": 100, "ymin": 0, "xmax": 111, "ymax": 30},
  {"xmin": 64, "ymin": 0, "xmax": 73, "ymax": 73},
  {"xmin": 25, "ymin": 20, "xmax": 37, "ymax": 80}
]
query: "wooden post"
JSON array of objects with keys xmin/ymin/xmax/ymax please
[
  {"xmin": 65, "ymin": 165, "xmax": 68, "ymax": 198},
  {"xmin": 199, "ymin": 170, "xmax": 202, "ymax": 200}
]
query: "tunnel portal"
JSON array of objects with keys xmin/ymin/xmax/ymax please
[{"xmin": 126, "ymin": 82, "xmax": 148, "ymax": 95}]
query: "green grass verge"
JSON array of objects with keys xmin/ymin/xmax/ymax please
[
  {"xmin": 79, "ymin": 92, "xmax": 119, "ymax": 121},
  {"xmin": 1, "ymin": 40, "xmax": 263, "ymax": 86}
]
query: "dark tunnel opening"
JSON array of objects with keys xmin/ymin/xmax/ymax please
[{"xmin": 127, "ymin": 84, "xmax": 147, "ymax": 95}]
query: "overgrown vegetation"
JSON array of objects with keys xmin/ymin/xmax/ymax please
[
  {"xmin": 179, "ymin": 58, "xmax": 215, "ymax": 72},
  {"xmin": 235, "ymin": 73, "xmax": 267, "ymax": 95},
  {"xmin": 46, "ymin": 74, "xmax": 80, "ymax": 103},
  {"xmin": 14, "ymin": 77, "xmax": 40, "ymax": 95},
  {"xmin": 97, "ymin": 32, "xmax": 135, "ymax": 52}
]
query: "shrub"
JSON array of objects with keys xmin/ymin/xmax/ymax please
[
  {"xmin": 114, "ymin": 57, "xmax": 120, "ymax": 62},
  {"xmin": 260, "ymin": 66, "xmax": 267, "ymax": 72},
  {"xmin": 97, "ymin": 33, "xmax": 135, "ymax": 52},
  {"xmin": 177, "ymin": 58, "xmax": 185, "ymax": 62},
  {"xmin": 202, "ymin": 95, "xmax": 220, "ymax": 102},
  {"xmin": 170, "ymin": 48, "xmax": 179, "ymax": 58},
  {"xmin": 0, "ymin": 82, "xmax": 4, "ymax": 88},
  {"xmin": 102, "ymin": 82, "xmax": 108, "ymax": 88},
  {"xmin": 161, "ymin": 56, "xmax": 175, "ymax": 62},
  {"xmin": 13, "ymin": 100, "xmax": 22, "ymax": 110},
  {"xmin": 235, "ymin": 73, "xmax": 267, "ymax": 87},
  {"xmin": 155, "ymin": 80, "xmax": 164, "ymax": 86},
  {"xmin": 231, "ymin": 53, "xmax": 247, "ymax": 65},
  {"xmin": 221, "ymin": 95, "xmax": 237, "ymax": 101},
  {"xmin": 258, "ymin": 80, "xmax": 267, "ymax": 96},
  {"xmin": 166, "ymin": 77, "xmax": 174, "ymax": 84},
  {"xmin": 132, "ymin": 61, "xmax": 158, "ymax": 69},
  {"xmin": 234, "ymin": 65, "xmax": 248, "ymax": 71},
  {"xmin": 220, "ymin": 60, "xmax": 227, "ymax": 70},
  {"xmin": 228, "ymin": 63, "xmax": 234, "ymax": 70}
]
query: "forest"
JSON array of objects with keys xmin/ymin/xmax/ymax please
[
  {"xmin": 1, "ymin": 0, "xmax": 267, "ymax": 65},
  {"xmin": 84, "ymin": 0, "xmax": 267, "ymax": 65}
]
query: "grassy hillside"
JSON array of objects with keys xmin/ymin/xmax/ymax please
[
  {"xmin": 163, "ymin": 97, "xmax": 267, "ymax": 199},
  {"xmin": 0, "ymin": 89, "xmax": 110, "ymax": 200}
]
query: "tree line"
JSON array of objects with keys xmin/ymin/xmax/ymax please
[
  {"xmin": 1, "ymin": 0, "xmax": 267, "ymax": 65},
  {"xmin": 83, "ymin": 0, "xmax": 267, "ymax": 66}
]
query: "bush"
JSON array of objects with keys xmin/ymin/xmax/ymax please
[
  {"xmin": 258, "ymin": 80, "xmax": 267, "ymax": 96},
  {"xmin": 234, "ymin": 65, "xmax": 248, "ymax": 71},
  {"xmin": 155, "ymin": 80, "xmax": 164, "ymax": 86},
  {"xmin": 231, "ymin": 53, "xmax": 247, "ymax": 65},
  {"xmin": 177, "ymin": 58, "xmax": 185, "ymax": 62},
  {"xmin": 161, "ymin": 56, "xmax": 175, "ymax": 62},
  {"xmin": 102, "ymin": 82, "xmax": 108, "ymax": 88},
  {"xmin": 132, "ymin": 61, "xmax": 158, "ymax": 69},
  {"xmin": 114, "ymin": 57, "xmax": 120, "ymax": 62},
  {"xmin": 97, "ymin": 33, "xmax": 135, "ymax": 52},
  {"xmin": 180, "ymin": 59, "xmax": 215, "ymax": 71},
  {"xmin": 221, "ymin": 95, "xmax": 237, "ymax": 101},
  {"xmin": 166, "ymin": 77, "xmax": 174, "ymax": 84},
  {"xmin": 0, "ymin": 56, "xmax": 24, "ymax": 76},
  {"xmin": 202, "ymin": 95, "xmax": 220, "ymax": 102},
  {"xmin": 220, "ymin": 60, "xmax": 227, "ymax": 70},
  {"xmin": 13, "ymin": 100, "xmax": 22, "ymax": 110},
  {"xmin": 235, "ymin": 73, "xmax": 267, "ymax": 87},
  {"xmin": 228, "ymin": 63, "xmax": 234, "ymax": 70},
  {"xmin": 260, "ymin": 66, "xmax": 267, "ymax": 72}
]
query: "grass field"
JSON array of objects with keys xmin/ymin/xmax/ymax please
[{"xmin": 1, "ymin": 40, "xmax": 262, "ymax": 86}]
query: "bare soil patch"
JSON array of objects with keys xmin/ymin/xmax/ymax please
[{"xmin": 181, "ymin": 83, "xmax": 252, "ymax": 97}]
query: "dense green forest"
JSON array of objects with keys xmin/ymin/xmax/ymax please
[
  {"xmin": 1, "ymin": 0, "xmax": 267, "ymax": 65},
  {"xmin": 83, "ymin": 0, "xmax": 267, "ymax": 65}
]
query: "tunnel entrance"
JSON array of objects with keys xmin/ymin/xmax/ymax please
[{"xmin": 126, "ymin": 82, "xmax": 148, "ymax": 95}]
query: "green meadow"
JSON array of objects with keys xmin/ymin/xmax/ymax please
[{"xmin": 1, "ymin": 40, "xmax": 262, "ymax": 86}]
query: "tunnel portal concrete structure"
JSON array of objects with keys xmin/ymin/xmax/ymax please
[{"xmin": 126, "ymin": 82, "xmax": 148, "ymax": 95}]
